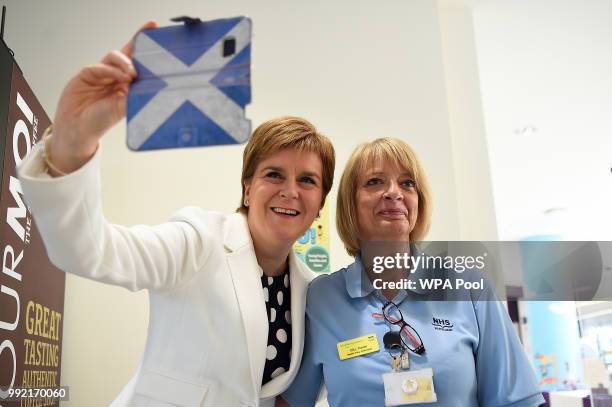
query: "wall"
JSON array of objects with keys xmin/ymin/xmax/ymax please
[
  {"xmin": 473, "ymin": 0, "xmax": 612, "ymax": 241},
  {"xmin": 4, "ymin": 0, "xmax": 495, "ymax": 405}
]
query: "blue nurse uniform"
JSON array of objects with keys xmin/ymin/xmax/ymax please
[{"xmin": 283, "ymin": 256, "xmax": 544, "ymax": 407}]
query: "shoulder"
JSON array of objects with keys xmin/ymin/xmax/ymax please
[
  {"xmin": 308, "ymin": 268, "xmax": 346, "ymax": 294},
  {"xmin": 167, "ymin": 209, "xmax": 252, "ymax": 259},
  {"xmin": 308, "ymin": 268, "xmax": 346, "ymax": 292},
  {"xmin": 459, "ymin": 268, "xmax": 499, "ymax": 304},
  {"xmin": 305, "ymin": 267, "xmax": 350, "ymax": 310},
  {"xmin": 435, "ymin": 266, "xmax": 498, "ymax": 304},
  {"xmin": 170, "ymin": 208, "xmax": 245, "ymax": 237},
  {"xmin": 170, "ymin": 207, "xmax": 226, "ymax": 228}
]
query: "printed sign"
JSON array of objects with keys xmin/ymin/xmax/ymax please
[
  {"xmin": 293, "ymin": 202, "xmax": 330, "ymax": 273},
  {"xmin": 0, "ymin": 40, "xmax": 65, "ymax": 407}
]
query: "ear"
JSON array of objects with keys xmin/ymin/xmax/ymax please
[{"xmin": 244, "ymin": 181, "xmax": 252, "ymax": 203}]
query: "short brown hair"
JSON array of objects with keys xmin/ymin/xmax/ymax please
[
  {"xmin": 238, "ymin": 116, "xmax": 335, "ymax": 213},
  {"xmin": 336, "ymin": 137, "xmax": 432, "ymax": 256}
]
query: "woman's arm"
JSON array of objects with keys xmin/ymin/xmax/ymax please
[
  {"xmin": 17, "ymin": 22, "xmax": 210, "ymax": 291},
  {"xmin": 474, "ymin": 286, "xmax": 545, "ymax": 406},
  {"xmin": 18, "ymin": 146, "xmax": 210, "ymax": 291}
]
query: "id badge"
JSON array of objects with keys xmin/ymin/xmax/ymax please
[
  {"xmin": 337, "ymin": 333, "xmax": 379, "ymax": 360},
  {"xmin": 382, "ymin": 368, "xmax": 437, "ymax": 406}
]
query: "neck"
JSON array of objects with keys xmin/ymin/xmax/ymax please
[
  {"xmin": 253, "ymin": 240, "xmax": 291, "ymax": 277},
  {"xmin": 246, "ymin": 213, "xmax": 293, "ymax": 277},
  {"xmin": 361, "ymin": 241, "xmax": 411, "ymax": 301},
  {"xmin": 366, "ymin": 268, "xmax": 408, "ymax": 301}
]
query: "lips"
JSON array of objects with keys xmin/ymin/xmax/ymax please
[
  {"xmin": 378, "ymin": 208, "xmax": 407, "ymax": 218},
  {"xmin": 271, "ymin": 207, "xmax": 300, "ymax": 217}
]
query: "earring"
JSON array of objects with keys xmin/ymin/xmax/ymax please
[
  {"xmin": 244, "ymin": 198, "xmax": 249, "ymax": 207},
  {"xmin": 316, "ymin": 211, "xmax": 321, "ymax": 219}
]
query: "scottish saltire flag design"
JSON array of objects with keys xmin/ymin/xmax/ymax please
[{"xmin": 127, "ymin": 17, "xmax": 252, "ymax": 151}]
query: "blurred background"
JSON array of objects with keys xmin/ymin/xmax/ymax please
[{"xmin": 3, "ymin": 0, "xmax": 611, "ymax": 405}]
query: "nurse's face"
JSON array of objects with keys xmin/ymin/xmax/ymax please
[
  {"xmin": 245, "ymin": 148, "xmax": 323, "ymax": 249},
  {"xmin": 356, "ymin": 160, "xmax": 419, "ymax": 242}
]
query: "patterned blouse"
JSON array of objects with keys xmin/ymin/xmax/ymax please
[{"xmin": 260, "ymin": 269, "xmax": 292, "ymax": 386}]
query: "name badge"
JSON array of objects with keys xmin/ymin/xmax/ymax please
[
  {"xmin": 382, "ymin": 368, "xmax": 437, "ymax": 406},
  {"xmin": 337, "ymin": 333, "xmax": 380, "ymax": 360}
]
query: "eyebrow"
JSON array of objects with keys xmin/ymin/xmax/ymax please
[
  {"xmin": 364, "ymin": 171, "xmax": 414, "ymax": 178},
  {"xmin": 301, "ymin": 171, "xmax": 321, "ymax": 180},
  {"xmin": 262, "ymin": 166, "xmax": 283, "ymax": 173}
]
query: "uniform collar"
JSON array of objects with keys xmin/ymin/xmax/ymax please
[
  {"xmin": 344, "ymin": 245, "xmax": 430, "ymax": 300},
  {"xmin": 344, "ymin": 255, "xmax": 373, "ymax": 299}
]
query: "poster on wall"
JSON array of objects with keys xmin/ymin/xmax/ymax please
[
  {"xmin": 293, "ymin": 201, "xmax": 330, "ymax": 273},
  {"xmin": 0, "ymin": 36, "xmax": 66, "ymax": 406}
]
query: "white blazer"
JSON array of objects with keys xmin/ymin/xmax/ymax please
[{"xmin": 18, "ymin": 148, "xmax": 316, "ymax": 407}]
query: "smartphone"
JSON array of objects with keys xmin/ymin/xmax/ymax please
[{"xmin": 126, "ymin": 16, "xmax": 252, "ymax": 151}]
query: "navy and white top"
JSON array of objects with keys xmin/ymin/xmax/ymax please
[{"xmin": 261, "ymin": 270, "xmax": 292, "ymax": 386}]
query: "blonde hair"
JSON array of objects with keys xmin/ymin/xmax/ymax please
[
  {"xmin": 238, "ymin": 116, "xmax": 335, "ymax": 213},
  {"xmin": 336, "ymin": 138, "xmax": 432, "ymax": 256}
]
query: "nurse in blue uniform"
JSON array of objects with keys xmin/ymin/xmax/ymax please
[{"xmin": 281, "ymin": 138, "xmax": 544, "ymax": 407}]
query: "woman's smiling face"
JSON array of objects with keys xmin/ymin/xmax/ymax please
[
  {"xmin": 356, "ymin": 160, "xmax": 419, "ymax": 243},
  {"xmin": 244, "ymin": 148, "xmax": 323, "ymax": 249}
]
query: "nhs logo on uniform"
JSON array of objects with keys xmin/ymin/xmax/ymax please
[
  {"xmin": 432, "ymin": 317, "xmax": 454, "ymax": 331},
  {"xmin": 127, "ymin": 17, "xmax": 252, "ymax": 151}
]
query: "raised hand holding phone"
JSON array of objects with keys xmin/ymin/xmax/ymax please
[{"xmin": 47, "ymin": 20, "xmax": 159, "ymax": 176}]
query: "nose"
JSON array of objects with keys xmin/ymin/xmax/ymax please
[
  {"xmin": 383, "ymin": 181, "xmax": 403, "ymax": 201},
  {"xmin": 280, "ymin": 179, "xmax": 299, "ymax": 199}
]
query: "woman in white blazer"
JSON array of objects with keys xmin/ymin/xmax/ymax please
[{"xmin": 17, "ymin": 21, "xmax": 335, "ymax": 407}]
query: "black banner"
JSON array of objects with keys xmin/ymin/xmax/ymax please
[{"xmin": 0, "ymin": 37, "xmax": 65, "ymax": 407}]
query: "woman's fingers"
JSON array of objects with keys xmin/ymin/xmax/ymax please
[
  {"xmin": 52, "ymin": 20, "xmax": 160, "ymax": 148},
  {"xmin": 80, "ymin": 63, "xmax": 133, "ymax": 85},
  {"xmin": 101, "ymin": 50, "xmax": 137, "ymax": 77},
  {"xmin": 120, "ymin": 20, "xmax": 159, "ymax": 59},
  {"xmin": 97, "ymin": 20, "xmax": 161, "ymax": 87}
]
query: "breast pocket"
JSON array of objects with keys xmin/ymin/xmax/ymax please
[{"xmin": 134, "ymin": 371, "xmax": 209, "ymax": 407}]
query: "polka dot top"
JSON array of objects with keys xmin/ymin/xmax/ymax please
[{"xmin": 260, "ymin": 270, "xmax": 292, "ymax": 386}]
